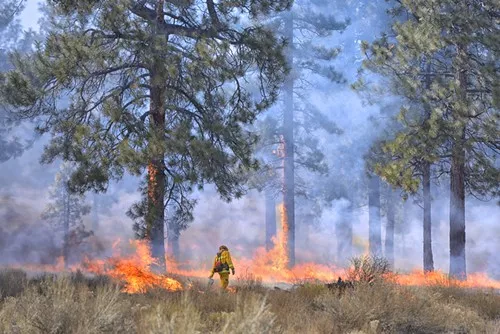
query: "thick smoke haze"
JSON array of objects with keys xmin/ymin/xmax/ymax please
[{"xmin": 1, "ymin": 1, "xmax": 498, "ymax": 280}]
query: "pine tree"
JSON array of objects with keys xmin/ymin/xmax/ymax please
[
  {"xmin": 360, "ymin": 0, "xmax": 499, "ymax": 279},
  {"xmin": 128, "ymin": 178, "xmax": 195, "ymax": 263},
  {"xmin": 254, "ymin": 0, "xmax": 347, "ymax": 267},
  {"xmin": 367, "ymin": 173, "xmax": 381, "ymax": 256},
  {"xmin": 0, "ymin": 0, "xmax": 34, "ymax": 162},
  {"xmin": 384, "ymin": 184, "xmax": 396, "ymax": 268},
  {"xmin": 42, "ymin": 162, "xmax": 91, "ymax": 266},
  {"xmin": 0, "ymin": 0, "xmax": 291, "ymax": 272}
]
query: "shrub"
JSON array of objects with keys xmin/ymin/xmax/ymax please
[
  {"xmin": 0, "ymin": 276, "xmax": 135, "ymax": 334},
  {"xmin": 136, "ymin": 293, "xmax": 201, "ymax": 334},
  {"xmin": 221, "ymin": 294, "xmax": 278, "ymax": 334},
  {"xmin": 346, "ymin": 255, "xmax": 391, "ymax": 283},
  {"xmin": 0, "ymin": 269, "xmax": 27, "ymax": 300},
  {"xmin": 235, "ymin": 271, "xmax": 265, "ymax": 293},
  {"xmin": 0, "ymin": 269, "xmax": 497, "ymax": 333}
]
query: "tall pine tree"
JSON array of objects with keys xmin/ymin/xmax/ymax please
[
  {"xmin": 1, "ymin": 0, "xmax": 291, "ymax": 272},
  {"xmin": 42, "ymin": 161, "xmax": 91, "ymax": 267},
  {"xmin": 257, "ymin": 0, "xmax": 347, "ymax": 267},
  {"xmin": 360, "ymin": 0, "xmax": 499, "ymax": 279},
  {"xmin": 0, "ymin": 0, "xmax": 35, "ymax": 162}
]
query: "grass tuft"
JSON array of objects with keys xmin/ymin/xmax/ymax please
[{"xmin": 0, "ymin": 269, "xmax": 498, "ymax": 333}]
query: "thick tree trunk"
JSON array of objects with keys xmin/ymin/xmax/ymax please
[
  {"xmin": 283, "ymin": 11, "xmax": 295, "ymax": 268},
  {"xmin": 336, "ymin": 201, "xmax": 353, "ymax": 266},
  {"xmin": 422, "ymin": 60, "xmax": 434, "ymax": 273},
  {"xmin": 146, "ymin": 117, "xmax": 166, "ymax": 272},
  {"xmin": 449, "ymin": 143, "xmax": 466, "ymax": 279},
  {"xmin": 368, "ymin": 175, "xmax": 381, "ymax": 256},
  {"xmin": 449, "ymin": 43, "xmax": 467, "ymax": 280},
  {"xmin": 385, "ymin": 186, "xmax": 395, "ymax": 268},
  {"xmin": 422, "ymin": 162, "xmax": 434, "ymax": 272},
  {"xmin": 265, "ymin": 190, "xmax": 277, "ymax": 251},
  {"xmin": 145, "ymin": 0, "xmax": 167, "ymax": 273}
]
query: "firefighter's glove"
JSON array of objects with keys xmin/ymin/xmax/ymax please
[{"xmin": 231, "ymin": 268, "xmax": 235, "ymax": 275}]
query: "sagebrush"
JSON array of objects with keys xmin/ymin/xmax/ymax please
[{"xmin": 0, "ymin": 269, "xmax": 499, "ymax": 334}]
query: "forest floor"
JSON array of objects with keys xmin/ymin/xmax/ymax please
[{"xmin": 0, "ymin": 269, "xmax": 499, "ymax": 334}]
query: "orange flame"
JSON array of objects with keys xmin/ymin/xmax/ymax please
[
  {"xmin": 165, "ymin": 204, "xmax": 345, "ymax": 284},
  {"xmin": 147, "ymin": 162, "xmax": 158, "ymax": 207},
  {"xmin": 386, "ymin": 270, "xmax": 500, "ymax": 290},
  {"xmin": 4, "ymin": 230, "xmax": 500, "ymax": 293},
  {"xmin": 84, "ymin": 240, "xmax": 182, "ymax": 293},
  {"xmin": 277, "ymin": 202, "xmax": 289, "ymax": 270}
]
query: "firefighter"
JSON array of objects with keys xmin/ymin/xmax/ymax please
[{"xmin": 209, "ymin": 245, "xmax": 235, "ymax": 289}]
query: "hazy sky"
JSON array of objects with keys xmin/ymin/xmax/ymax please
[{"xmin": 19, "ymin": 0, "xmax": 42, "ymax": 31}]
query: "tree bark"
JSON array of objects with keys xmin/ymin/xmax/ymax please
[
  {"xmin": 283, "ymin": 11, "xmax": 295, "ymax": 268},
  {"xmin": 265, "ymin": 190, "xmax": 277, "ymax": 251},
  {"xmin": 145, "ymin": 0, "xmax": 167, "ymax": 273},
  {"xmin": 449, "ymin": 43, "xmax": 467, "ymax": 280},
  {"xmin": 422, "ymin": 161, "xmax": 434, "ymax": 272},
  {"xmin": 368, "ymin": 175, "xmax": 381, "ymax": 256},
  {"xmin": 62, "ymin": 188, "xmax": 70, "ymax": 268},
  {"xmin": 385, "ymin": 186, "xmax": 395, "ymax": 268},
  {"xmin": 422, "ymin": 59, "xmax": 434, "ymax": 273}
]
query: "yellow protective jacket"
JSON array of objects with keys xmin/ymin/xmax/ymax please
[{"xmin": 211, "ymin": 249, "xmax": 234, "ymax": 275}]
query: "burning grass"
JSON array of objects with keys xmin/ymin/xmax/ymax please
[
  {"xmin": 83, "ymin": 240, "xmax": 182, "ymax": 293},
  {"xmin": 0, "ymin": 269, "xmax": 499, "ymax": 334},
  {"xmin": 3, "ymin": 238, "xmax": 500, "ymax": 333}
]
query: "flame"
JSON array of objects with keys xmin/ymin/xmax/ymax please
[
  {"xmin": 147, "ymin": 162, "xmax": 158, "ymax": 207},
  {"xmin": 4, "ymin": 219, "xmax": 500, "ymax": 294},
  {"xmin": 386, "ymin": 270, "xmax": 500, "ymax": 290},
  {"xmin": 277, "ymin": 203, "xmax": 289, "ymax": 270},
  {"xmin": 84, "ymin": 240, "xmax": 182, "ymax": 293},
  {"xmin": 165, "ymin": 204, "xmax": 345, "ymax": 284}
]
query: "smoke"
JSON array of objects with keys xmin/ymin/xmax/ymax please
[{"xmin": 0, "ymin": 1, "xmax": 498, "ymax": 281}]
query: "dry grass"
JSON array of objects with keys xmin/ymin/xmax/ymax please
[
  {"xmin": 0, "ymin": 269, "xmax": 499, "ymax": 334},
  {"xmin": 347, "ymin": 255, "xmax": 391, "ymax": 283}
]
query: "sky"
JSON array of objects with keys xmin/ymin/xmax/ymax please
[
  {"xmin": 2, "ymin": 0, "xmax": 499, "ymax": 279},
  {"xmin": 19, "ymin": 0, "xmax": 42, "ymax": 31}
]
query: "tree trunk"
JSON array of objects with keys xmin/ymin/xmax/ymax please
[
  {"xmin": 422, "ymin": 59, "xmax": 434, "ymax": 273},
  {"xmin": 62, "ymin": 188, "xmax": 70, "ymax": 268},
  {"xmin": 423, "ymin": 162, "xmax": 434, "ymax": 272},
  {"xmin": 145, "ymin": 0, "xmax": 167, "ymax": 273},
  {"xmin": 449, "ymin": 43, "xmax": 467, "ymax": 280},
  {"xmin": 265, "ymin": 190, "xmax": 277, "ymax": 251},
  {"xmin": 385, "ymin": 186, "xmax": 395, "ymax": 268},
  {"xmin": 368, "ymin": 175, "xmax": 381, "ymax": 256},
  {"xmin": 167, "ymin": 231, "xmax": 180, "ymax": 262},
  {"xmin": 449, "ymin": 140, "xmax": 466, "ymax": 279},
  {"xmin": 336, "ymin": 201, "xmax": 353, "ymax": 266},
  {"xmin": 283, "ymin": 11, "xmax": 295, "ymax": 268},
  {"xmin": 92, "ymin": 193, "xmax": 99, "ymax": 232},
  {"xmin": 400, "ymin": 198, "xmax": 411, "ymax": 257}
]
